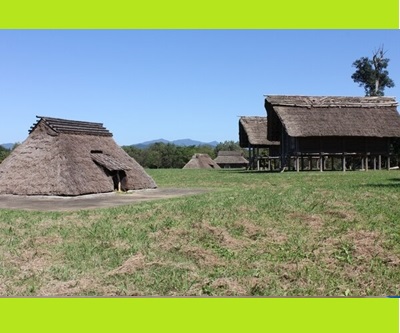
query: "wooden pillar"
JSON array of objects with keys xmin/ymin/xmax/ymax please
[
  {"xmin": 378, "ymin": 155, "xmax": 381, "ymax": 170},
  {"xmin": 319, "ymin": 155, "xmax": 323, "ymax": 172},
  {"xmin": 308, "ymin": 157, "xmax": 311, "ymax": 171},
  {"xmin": 373, "ymin": 157, "xmax": 376, "ymax": 171},
  {"xmin": 387, "ymin": 156, "xmax": 391, "ymax": 170},
  {"xmin": 117, "ymin": 172, "xmax": 121, "ymax": 192},
  {"xmin": 365, "ymin": 155, "xmax": 369, "ymax": 171},
  {"xmin": 342, "ymin": 155, "xmax": 346, "ymax": 172},
  {"xmin": 296, "ymin": 157, "xmax": 300, "ymax": 172},
  {"xmin": 361, "ymin": 157, "xmax": 364, "ymax": 170},
  {"xmin": 248, "ymin": 145, "xmax": 251, "ymax": 170}
]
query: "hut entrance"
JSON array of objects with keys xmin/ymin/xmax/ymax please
[
  {"xmin": 112, "ymin": 170, "xmax": 127, "ymax": 192},
  {"xmin": 90, "ymin": 152, "xmax": 130, "ymax": 192}
]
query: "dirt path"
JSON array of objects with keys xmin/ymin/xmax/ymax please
[{"xmin": 0, "ymin": 188, "xmax": 207, "ymax": 212}]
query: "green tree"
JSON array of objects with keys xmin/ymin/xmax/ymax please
[
  {"xmin": 0, "ymin": 146, "xmax": 10, "ymax": 163},
  {"xmin": 123, "ymin": 142, "xmax": 218, "ymax": 169},
  {"xmin": 351, "ymin": 46, "xmax": 395, "ymax": 96},
  {"xmin": 214, "ymin": 141, "xmax": 242, "ymax": 154}
]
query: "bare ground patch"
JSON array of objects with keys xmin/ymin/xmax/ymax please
[
  {"xmin": 288, "ymin": 212, "xmax": 324, "ymax": 230},
  {"xmin": 0, "ymin": 188, "xmax": 207, "ymax": 212},
  {"xmin": 150, "ymin": 228, "xmax": 225, "ymax": 267}
]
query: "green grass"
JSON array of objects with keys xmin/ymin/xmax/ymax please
[{"xmin": 1, "ymin": 169, "xmax": 400, "ymax": 296}]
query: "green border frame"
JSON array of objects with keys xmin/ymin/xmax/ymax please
[
  {"xmin": 0, "ymin": 0, "xmax": 398, "ymax": 28},
  {"xmin": 0, "ymin": 298, "xmax": 398, "ymax": 332},
  {"xmin": 0, "ymin": 1, "xmax": 399, "ymax": 332}
]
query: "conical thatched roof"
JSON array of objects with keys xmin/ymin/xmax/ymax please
[
  {"xmin": 265, "ymin": 95, "xmax": 400, "ymax": 141},
  {"xmin": 214, "ymin": 151, "xmax": 248, "ymax": 166},
  {"xmin": 239, "ymin": 116, "xmax": 279, "ymax": 148},
  {"xmin": 183, "ymin": 154, "xmax": 220, "ymax": 169},
  {"xmin": 0, "ymin": 116, "xmax": 157, "ymax": 196}
]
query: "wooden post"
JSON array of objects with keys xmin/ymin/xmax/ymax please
[
  {"xmin": 117, "ymin": 172, "xmax": 121, "ymax": 192},
  {"xmin": 365, "ymin": 155, "xmax": 369, "ymax": 171},
  {"xmin": 342, "ymin": 155, "xmax": 346, "ymax": 172},
  {"xmin": 387, "ymin": 156, "xmax": 391, "ymax": 170},
  {"xmin": 361, "ymin": 157, "xmax": 364, "ymax": 170},
  {"xmin": 373, "ymin": 157, "xmax": 376, "ymax": 171},
  {"xmin": 378, "ymin": 155, "xmax": 381, "ymax": 170},
  {"xmin": 248, "ymin": 145, "xmax": 251, "ymax": 170},
  {"xmin": 296, "ymin": 157, "xmax": 300, "ymax": 172}
]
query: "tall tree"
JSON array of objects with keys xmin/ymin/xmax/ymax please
[{"xmin": 351, "ymin": 46, "xmax": 395, "ymax": 96}]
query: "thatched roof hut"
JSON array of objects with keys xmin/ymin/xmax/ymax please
[
  {"xmin": 214, "ymin": 151, "xmax": 248, "ymax": 168},
  {"xmin": 183, "ymin": 154, "xmax": 220, "ymax": 169},
  {"xmin": 0, "ymin": 116, "xmax": 157, "ymax": 195},
  {"xmin": 264, "ymin": 95, "xmax": 400, "ymax": 171},
  {"xmin": 239, "ymin": 116, "xmax": 279, "ymax": 148},
  {"xmin": 265, "ymin": 95, "xmax": 400, "ymax": 141}
]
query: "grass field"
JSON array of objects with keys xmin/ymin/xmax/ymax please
[{"xmin": 0, "ymin": 169, "xmax": 400, "ymax": 296}]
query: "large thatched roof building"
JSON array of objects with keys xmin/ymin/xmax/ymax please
[
  {"xmin": 0, "ymin": 116, "xmax": 157, "ymax": 195},
  {"xmin": 264, "ymin": 95, "xmax": 400, "ymax": 171},
  {"xmin": 214, "ymin": 151, "xmax": 248, "ymax": 168},
  {"xmin": 183, "ymin": 154, "xmax": 220, "ymax": 169}
]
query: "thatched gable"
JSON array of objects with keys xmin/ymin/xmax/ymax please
[
  {"xmin": 214, "ymin": 151, "xmax": 248, "ymax": 168},
  {"xmin": 183, "ymin": 154, "xmax": 220, "ymax": 169},
  {"xmin": 0, "ymin": 116, "xmax": 156, "ymax": 196},
  {"xmin": 30, "ymin": 116, "xmax": 112, "ymax": 136},
  {"xmin": 239, "ymin": 116, "xmax": 279, "ymax": 147},
  {"xmin": 265, "ymin": 95, "xmax": 400, "ymax": 141}
]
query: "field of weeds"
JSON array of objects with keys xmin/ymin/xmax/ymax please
[{"xmin": 0, "ymin": 169, "xmax": 400, "ymax": 296}]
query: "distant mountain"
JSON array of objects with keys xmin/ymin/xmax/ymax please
[
  {"xmin": 0, "ymin": 143, "xmax": 14, "ymax": 150},
  {"xmin": 172, "ymin": 139, "xmax": 219, "ymax": 147},
  {"xmin": 131, "ymin": 138, "xmax": 219, "ymax": 149},
  {"xmin": 132, "ymin": 139, "xmax": 170, "ymax": 149}
]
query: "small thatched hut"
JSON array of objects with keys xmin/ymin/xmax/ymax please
[
  {"xmin": 0, "ymin": 116, "xmax": 157, "ymax": 195},
  {"xmin": 183, "ymin": 154, "xmax": 220, "ymax": 169},
  {"xmin": 239, "ymin": 116, "xmax": 280, "ymax": 170},
  {"xmin": 265, "ymin": 95, "xmax": 400, "ymax": 171},
  {"xmin": 214, "ymin": 151, "xmax": 248, "ymax": 168}
]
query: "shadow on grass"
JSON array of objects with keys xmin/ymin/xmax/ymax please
[
  {"xmin": 217, "ymin": 169, "xmax": 281, "ymax": 174},
  {"xmin": 362, "ymin": 177, "xmax": 400, "ymax": 188}
]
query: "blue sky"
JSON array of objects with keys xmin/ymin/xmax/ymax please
[{"xmin": 0, "ymin": 30, "xmax": 399, "ymax": 145}]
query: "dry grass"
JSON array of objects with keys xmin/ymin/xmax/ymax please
[{"xmin": 1, "ymin": 169, "xmax": 400, "ymax": 296}]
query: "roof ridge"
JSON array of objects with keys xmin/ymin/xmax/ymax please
[{"xmin": 29, "ymin": 116, "xmax": 112, "ymax": 136}]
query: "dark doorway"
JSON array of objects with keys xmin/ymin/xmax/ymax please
[{"xmin": 112, "ymin": 170, "xmax": 127, "ymax": 191}]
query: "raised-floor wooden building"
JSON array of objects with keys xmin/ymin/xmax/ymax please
[
  {"xmin": 239, "ymin": 116, "xmax": 280, "ymax": 170},
  {"xmin": 214, "ymin": 151, "xmax": 248, "ymax": 169},
  {"xmin": 265, "ymin": 95, "xmax": 400, "ymax": 171}
]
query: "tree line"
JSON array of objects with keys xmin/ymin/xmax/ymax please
[
  {"xmin": 122, "ymin": 141, "xmax": 244, "ymax": 169},
  {"xmin": 0, "ymin": 146, "xmax": 11, "ymax": 163}
]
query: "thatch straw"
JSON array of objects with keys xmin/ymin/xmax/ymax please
[
  {"xmin": 183, "ymin": 154, "xmax": 220, "ymax": 169},
  {"xmin": 265, "ymin": 95, "xmax": 400, "ymax": 140},
  {"xmin": 214, "ymin": 151, "xmax": 248, "ymax": 166},
  {"xmin": 0, "ymin": 117, "xmax": 156, "ymax": 196},
  {"xmin": 239, "ymin": 116, "xmax": 279, "ymax": 147}
]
